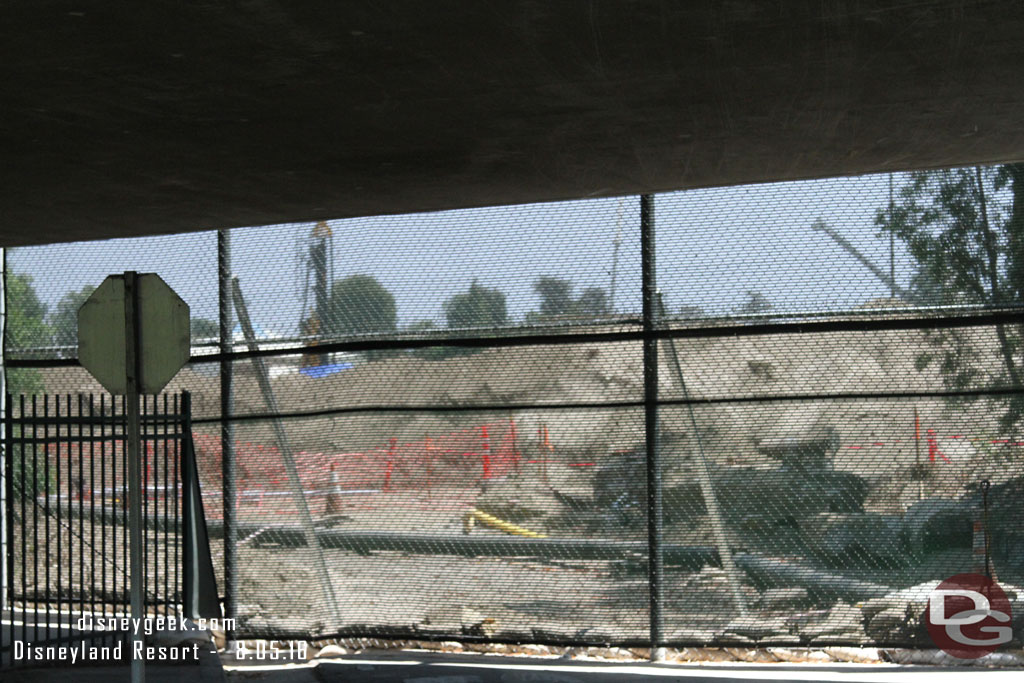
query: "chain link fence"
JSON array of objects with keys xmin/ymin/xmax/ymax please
[{"xmin": 4, "ymin": 166, "xmax": 1024, "ymax": 658}]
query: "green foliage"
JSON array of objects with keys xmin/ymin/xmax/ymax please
[
  {"xmin": 11, "ymin": 449, "xmax": 54, "ymax": 501},
  {"xmin": 324, "ymin": 275, "xmax": 397, "ymax": 337},
  {"xmin": 877, "ymin": 168, "xmax": 1007, "ymax": 304},
  {"xmin": 323, "ymin": 274, "xmax": 397, "ymax": 360},
  {"xmin": 7, "ymin": 272, "xmax": 49, "ymax": 351},
  {"xmin": 531, "ymin": 277, "xmax": 609, "ymax": 320},
  {"xmin": 534, "ymin": 276, "xmax": 575, "ymax": 316},
  {"xmin": 575, "ymin": 287, "xmax": 609, "ymax": 317},
  {"xmin": 422, "ymin": 281, "xmax": 510, "ymax": 359},
  {"xmin": 5, "ymin": 272, "xmax": 48, "ymax": 396},
  {"xmin": 444, "ymin": 280, "xmax": 507, "ymax": 329},
  {"xmin": 190, "ymin": 317, "xmax": 219, "ymax": 340},
  {"xmin": 49, "ymin": 284, "xmax": 95, "ymax": 349},
  {"xmin": 877, "ymin": 163, "xmax": 1024, "ymax": 431},
  {"xmin": 5, "ymin": 273, "xmax": 51, "ymax": 499}
]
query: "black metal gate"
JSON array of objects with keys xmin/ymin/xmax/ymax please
[{"xmin": 2, "ymin": 392, "xmax": 210, "ymax": 668}]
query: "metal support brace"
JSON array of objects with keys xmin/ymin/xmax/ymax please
[{"xmin": 181, "ymin": 392, "xmax": 221, "ymax": 620}]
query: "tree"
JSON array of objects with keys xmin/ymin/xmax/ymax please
[
  {"xmin": 49, "ymin": 284, "xmax": 95, "ymax": 350},
  {"xmin": 323, "ymin": 274, "xmax": 396, "ymax": 337},
  {"xmin": 444, "ymin": 280, "xmax": 507, "ymax": 329},
  {"xmin": 5, "ymin": 272, "xmax": 51, "ymax": 499},
  {"xmin": 534, "ymin": 277, "xmax": 575, "ymax": 316},
  {"xmin": 877, "ymin": 164, "xmax": 1024, "ymax": 430},
  {"xmin": 575, "ymin": 287, "xmax": 609, "ymax": 317},
  {"xmin": 5, "ymin": 272, "xmax": 49, "ymax": 395},
  {"xmin": 190, "ymin": 317, "xmax": 219, "ymax": 340},
  {"xmin": 532, "ymin": 277, "xmax": 610, "ymax": 320}
]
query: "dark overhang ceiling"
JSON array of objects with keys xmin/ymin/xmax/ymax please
[{"xmin": 3, "ymin": 1, "xmax": 1024, "ymax": 247}]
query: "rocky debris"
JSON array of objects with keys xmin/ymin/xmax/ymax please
[
  {"xmin": 723, "ymin": 647, "xmax": 781, "ymax": 663},
  {"xmin": 459, "ymin": 608, "xmax": 498, "ymax": 637},
  {"xmin": 756, "ymin": 407, "xmax": 839, "ymax": 471},
  {"xmin": 768, "ymin": 647, "xmax": 834, "ymax": 663},
  {"xmin": 592, "ymin": 451, "xmax": 869, "ymax": 532},
  {"xmin": 800, "ymin": 512, "xmax": 906, "ymax": 567},
  {"xmin": 147, "ymin": 618, "xmax": 213, "ymax": 649},
  {"xmin": 759, "ymin": 587, "xmax": 810, "ymax": 610},
  {"xmin": 862, "ymin": 579, "xmax": 1024, "ymax": 646},
  {"xmin": 670, "ymin": 648, "xmax": 737, "ymax": 662},
  {"xmin": 577, "ymin": 646, "xmax": 633, "ymax": 660},
  {"xmin": 864, "ymin": 607, "xmax": 919, "ymax": 643},
  {"xmin": 794, "ymin": 602, "xmax": 866, "ymax": 643},
  {"xmin": 314, "ymin": 644, "xmax": 349, "ymax": 658},
  {"xmin": 662, "ymin": 628, "xmax": 717, "ymax": 644},
  {"xmin": 210, "ymin": 628, "xmax": 227, "ymax": 651},
  {"xmin": 420, "ymin": 606, "xmax": 497, "ymax": 638},
  {"xmin": 822, "ymin": 646, "xmax": 882, "ymax": 663},
  {"xmin": 860, "ymin": 580, "xmax": 937, "ymax": 645},
  {"xmin": 721, "ymin": 617, "xmax": 790, "ymax": 641}
]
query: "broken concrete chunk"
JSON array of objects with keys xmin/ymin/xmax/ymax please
[{"xmin": 314, "ymin": 644, "xmax": 349, "ymax": 658}]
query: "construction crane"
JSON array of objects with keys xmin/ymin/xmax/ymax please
[
  {"xmin": 300, "ymin": 221, "xmax": 334, "ymax": 367},
  {"xmin": 809, "ymin": 218, "xmax": 918, "ymax": 304},
  {"xmin": 609, "ymin": 197, "xmax": 623, "ymax": 313}
]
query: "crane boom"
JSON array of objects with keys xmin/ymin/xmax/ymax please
[{"xmin": 810, "ymin": 219, "xmax": 917, "ymax": 303}]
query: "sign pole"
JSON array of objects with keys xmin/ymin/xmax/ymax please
[{"xmin": 123, "ymin": 271, "xmax": 145, "ymax": 683}]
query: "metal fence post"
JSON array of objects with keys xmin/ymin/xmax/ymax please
[
  {"xmin": 641, "ymin": 194, "xmax": 664, "ymax": 657},
  {"xmin": 218, "ymin": 228, "xmax": 236, "ymax": 640}
]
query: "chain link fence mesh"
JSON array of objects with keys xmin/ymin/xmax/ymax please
[{"xmin": 4, "ymin": 166, "xmax": 1024, "ymax": 657}]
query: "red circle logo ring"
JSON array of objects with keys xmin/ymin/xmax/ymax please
[{"xmin": 926, "ymin": 573, "xmax": 1013, "ymax": 659}]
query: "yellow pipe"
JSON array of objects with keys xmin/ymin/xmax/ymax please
[{"xmin": 465, "ymin": 508, "xmax": 547, "ymax": 538}]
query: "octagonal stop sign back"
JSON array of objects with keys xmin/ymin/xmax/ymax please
[{"xmin": 78, "ymin": 273, "xmax": 190, "ymax": 395}]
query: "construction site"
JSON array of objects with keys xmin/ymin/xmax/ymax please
[
  {"xmin": 25, "ymin": 278, "xmax": 1024, "ymax": 650},
  {"xmin": 4, "ymin": 5, "xmax": 1024, "ymax": 679}
]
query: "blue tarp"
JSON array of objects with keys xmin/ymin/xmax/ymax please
[{"xmin": 299, "ymin": 362, "xmax": 354, "ymax": 379}]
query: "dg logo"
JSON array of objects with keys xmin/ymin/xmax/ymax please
[{"xmin": 926, "ymin": 573, "xmax": 1013, "ymax": 659}]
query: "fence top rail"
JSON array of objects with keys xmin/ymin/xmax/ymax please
[
  {"xmin": 5, "ymin": 413, "xmax": 185, "ymax": 426},
  {"xmin": 6, "ymin": 307, "xmax": 1024, "ymax": 368}
]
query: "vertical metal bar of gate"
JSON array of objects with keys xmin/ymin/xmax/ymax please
[
  {"xmin": 0, "ymin": 247, "xmax": 6, "ymax": 628},
  {"xmin": 218, "ymin": 228, "xmax": 236, "ymax": 643},
  {"xmin": 640, "ymin": 194, "xmax": 664, "ymax": 656},
  {"xmin": 124, "ymin": 271, "xmax": 145, "ymax": 683}
]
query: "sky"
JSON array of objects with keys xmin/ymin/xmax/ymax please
[{"xmin": 6, "ymin": 171, "xmax": 920, "ymax": 343}]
